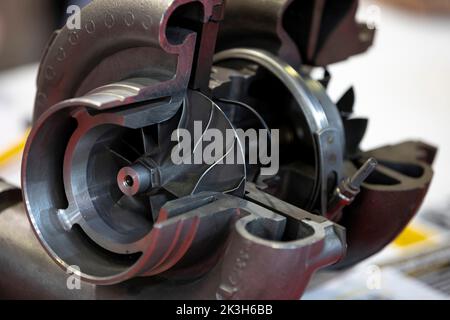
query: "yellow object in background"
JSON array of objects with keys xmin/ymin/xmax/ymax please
[
  {"xmin": 393, "ymin": 224, "xmax": 434, "ymax": 248},
  {"xmin": 0, "ymin": 129, "xmax": 30, "ymax": 167}
]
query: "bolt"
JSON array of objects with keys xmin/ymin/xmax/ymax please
[
  {"xmin": 349, "ymin": 157, "xmax": 378, "ymax": 191},
  {"xmin": 326, "ymin": 157, "xmax": 378, "ymax": 220}
]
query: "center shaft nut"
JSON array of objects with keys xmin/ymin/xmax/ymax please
[{"xmin": 117, "ymin": 163, "xmax": 154, "ymax": 197}]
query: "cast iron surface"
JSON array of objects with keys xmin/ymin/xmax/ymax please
[
  {"xmin": 19, "ymin": 0, "xmax": 347, "ymax": 299},
  {"xmin": 1, "ymin": 181, "xmax": 345, "ymax": 299},
  {"xmin": 216, "ymin": 0, "xmax": 374, "ymax": 67},
  {"xmin": 332, "ymin": 141, "xmax": 436, "ymax": 269},
  {"xmin": 1, "ymin": 0, "xmax": 437, "ymax": 300}
]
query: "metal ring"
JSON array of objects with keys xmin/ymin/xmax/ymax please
[{"xmin": 214, "ymin": 48, "xmax": 345, "ymax": 213}]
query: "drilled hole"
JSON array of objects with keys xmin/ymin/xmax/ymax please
[{"xmin": 123, "ymin": 175, "xmax": 134, "ymax": 188}]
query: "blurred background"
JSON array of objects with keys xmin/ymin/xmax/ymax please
[{"xmin": 0, "ymin": 0, "xmax": 449, "ymax": 299}]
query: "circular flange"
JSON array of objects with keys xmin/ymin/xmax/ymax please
[
  {"xmin": 22, "ymin": 86, "xmax": 246, "ymax": 283},
  {"xmin": 214, "ymin": 48, "xmax": 345, "ymax": 213}
]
